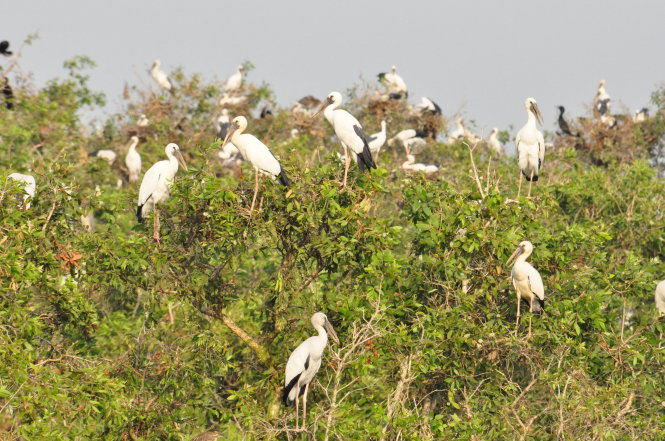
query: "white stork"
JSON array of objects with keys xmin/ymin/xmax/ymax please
[
  {"xmin": 219, "ymin": 93, "xmax": 247, "ymax": 106},
  {"xmin": 314, "ymin": 91, "xmax": 376, "ymax": 187},
  {"xmin": 594, "ymin": 79, "xmax": 611, "ymax": 116},
  {"xmin": 367, "ymin": 120, "xmax": 387, "ymax": 158},
  {"xmin": 137, "ymin": 143, "xmax": 187, "ymax": 242},
  {"xmin": 283, "ymin": 312, "xmax": 339, "ymax": 430},
  {"xmin": 217, "ymin": 110, "xmax": 240, "ymax": 163},
  {"xmin": 377, "ymin": 65, "xmax": 408, "ymax": 98},
  {"xmin": 137, "ymin": 114, "xmax": 149, "ymax": 127},
  {"xmin": 125, "ymin": 136, "xmax": 142, "ymax": 183},
  {"xmin": 224, "ymin": 65, "xmax": 244, "ymax": 92},
  {"xmin": 150, "ymin": 60, "xmax": 172, "ymax": 91},
  {"xmin": 388, "ymin": 128, "xmax": 428, "ymax": 154},
  {"xmin": 655, "ymin": 281, "xmax": 665, "ymax": 317},
  {"xmin": 487, "ymin": 128, "xmax": 505, "ymax": 155},
  {"xmin": 417, "ymin": 96, "xmax": 442, "ymax": 115},
  {"xmin": 7, "ymin": 173, "xmax": 36, "ymax": 209},
  {"xmin": 507, "ymin": 241, "xmax": 545, "ymax": 334},
  {"xmin": 401, "ymin": 155, "xmax": 438, "ymax": 175},
  {"xmin": 633, "ymin": 108, "xmax": 648, "ymax": 123},
  {"xmin": 515, "ymin": 97, "xmax": 545, "ymax": 198},
  {"xmin": 89, "ymin": 149, "xmax": 117, "ymax": 165},
  {"xmin": 447, "ymin": 118, "xmax": 466, "ymax": 144},
  {"xmin": 221, "ymin": 116, "xmax": 290, "ymax": 214}
]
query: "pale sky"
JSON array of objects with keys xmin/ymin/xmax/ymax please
[{"xmin": 4, "ymin": 0, "xmax": 665, "ymax": 137}]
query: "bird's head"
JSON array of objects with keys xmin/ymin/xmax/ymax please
[
  {"xmin": 221, "ymin": 108, "xmax": 229, "ymax": 117},
  {"xmin": 152, "ymin": 60, "xmax": 160, "ymax": 69},
  {"xmin": 557, "ymin": 105, "xmax": 565, "ymax": 113},
  {"xmin": 165, "ymin": 143, "xmax": 187, "ymax": 171},
  {"xmin": 129, "ymin": 135, "xmax": 139, "ymax": 147},
  {"xmin": 312, "ymin": 92, "xmax": 341, "ymax": 118},
  {"xmin": 221, "ymin": 116, "xmax": 247, "ymax": 147},
  {"xmin": 506, "ymin": 240, "xmax": 534, "ymax": 266},
  {"xmin": 525, "ymin": 97, "xmax": 543, "ymax": 124},
  {"xmin": 491, "ymin": 127, "xmax": 498, "ymax": 134},
  {"xmin": 598, "ymin": 79, "xmax": 606, "ymax": 88},
  {"xmin": 391, "ymin": 65, "xmax": 397, "ymax": 72},
  {"xmin": 312, "ymin": 312, "xmax": 339, "ymax": 345},
  {"xmin": 237, "ymin": 65, "xmax": 244, "ymax": 72}
]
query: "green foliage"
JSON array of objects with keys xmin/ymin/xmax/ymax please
[{"xmin": 0, "ymin": 57, "xmax": 664, "ymax": 441}]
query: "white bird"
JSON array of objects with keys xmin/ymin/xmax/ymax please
[
  {"xmin": 401, "ymin": 155, "xmax": 438, "ymax": 175},
  {"xmin": 417, "ymin": 96, "xmax": 442, "ymax": 115},
  {"xmin": 150, "ymin": 59, "xmax": 172, "ymax": 91},
  {"xmin": 633, "ymin": 108, "xmax": 648, "ymax": 123},
  {"xmin": 367, "ymin": 120, "xmax": 387, "ymax": 157},
  {"xmin": 377, "ymin": 65, "xmax": 408, "ymax": 98},
  {"xmin": 224, "ymin": 65, "xmax": 244, "ymax": 92},
  {"xmin": 290, "ymin": 128, "xmax": 300, "ymax": 139},
  {"xmin": 137, "ymin": 143, "xmax": 187, "ymax": 241},
  {"xmin": 283, "ymin": 312, "xmax": 339, "ymax": 430},
  {"xmin": 594, "ymin": 79, "xmax": 611, "ymax": 116},
  {"xmin": 219, "ymin": 93, "xmax": 247, "ymax": 106},
  {"xmin": 447, "ymin": 118, "xmax": 466, "ymax": 144},
  {"xmin": 388, "ymin": 128, "xmax": 428, "ymax": 154},
  {"xmin": 515, "ymin": 97, "xmax": 545, "ymax": 198},
  {"xmin": 655, "ymin": 281, "xmax": 665, "ymax": 317},
  {"xmin": 125, "ymin": 136, "xmax": 142, "ymax": 183},
  {"xmin": 137, "ymin": 114, "xmax": 149, "ymax": 127},
  {"xmin": 89, "ymin": 149, "xmax": 117, "ymax": 164},
  {"xmin": 506, "ymin": 240, "xmax": 545, "ymax": 334},
  {"xmin": 487, "ymin": 128, "xmax": 505, "ymax": 155},
  {"xmin": 221, "ymin": 116, "xmax": 290, "ymax": 214},
  {"xmin": 7, "ymin": 173, "xmax": 36, "ymax": 209},
  {"xmin": 315, "ymin": 91, "xmax": 376, "ymax": 187}
]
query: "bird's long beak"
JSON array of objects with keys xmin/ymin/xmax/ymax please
[
  {"xmin": 312, "ymin": 100, "xmax": 327, "ymax": 119},
  {"xmin": 221, "ymin": 126, "xmax": 236, "ymax": 148},
  {"xmin": 531, "ymin": 102, "xmax": 544, "ymax": 125},
  {"xmin": 175, "ymin": 150, "xmax": 188, "ymax": 171},
  {"xmin": 324, "ymin": 320, "xmax": 339, "ymax": 345},
  {"xmin": 506, "ymin": 246, "xmax": 524, "ymax": 266}
]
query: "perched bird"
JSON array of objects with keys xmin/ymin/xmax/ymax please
[
  {"xmin": 417, "ymin": 96, "xmax": 442, "ymax": 115},
  {"xmin": 137, "ymin": 143, "xmax": 187, "ymax": 241},
  {"xmin": 377, "ymin": 65, "xmax": 408, "ymax": 97},
  {"xmin": 655, "ymin": 281, "xmax": 665, "ymax": 317},
  {"xmin": 124, "ymin": 136, "xmax": 142, "ymax": 183},
  {"xmin": 190, "ymin": 429, "xmax": 222, "ymax": 441},
  {"xmin": 487, "ymin": 128, "xmax": 505, "ymax": 155},
  {"xmin": 515, "ymin": 97, "xmax": 545, "ymax": 198},
  {"xmin": 217, "ymin": 109, "xmax": 232, "ymax": 140},
  {"xmin": 260, "ymin": 107, "xmax": 273, "ymax": 119},
  {"xmin": 2, "ymin": 77, "xmax": 13, "ymax": 110},
  {"xmin": 89, "ymin": 149, "xmax": 117, "ymax": 164},
  {"xmin": 556, "ymin": 106, "xmax": 574, "ymax": 136},
  {"xmin": 221, "ymin": 116, "xmax": 290, "ymax": 214},
  {"xmin": 401, "ymin": 155, "xmax": 438, "ymax": 174},
  {"xmin": 506, "ymin": 241, "xmax": 545, "ymax": 334},
  {"xmin": 314, "ymin": 91, "xmax": 376, "ymax": 187},
  {"xmin": 224, "ymin": 65, "xmax": 244, "ymax": 92},
  {"xmin": 7, "ymin": 173, "xmax": 36, "ymax": 209},
  {"xmin": 136, "ymin": 114, "xmax": 149, "ymax": 127},
  {"xmin": 219, "ymin": 93, "xmax": 247, "ymax": 106},
  {"xmin": 594, "ymin": 80, "xmax": 611, "ymax": 116},
  {"xmin": 367, "ymin": 120, "xmax": 387, "ymax": 158},
  {"xmin": 388, "ymin": 128, "xmax": 428, "ymax": 154},
  {"xmin": 633, "ymin": 108, "xmax": 649, "ymax": 123},
  {"xmin": 290, "ymin": 128, "xmax": 300, "ymax": 139},
  {"xmin": 0, "ymin": 40, "xmax": 12, "ymax": 56},
  {"xmin": 150, "ymin": 60, "xmax": 172, "ymax": 91},
  {"xmin": 283, "ymin": 312, "xmax": 339, "ymax": 430},
  {"xmin": 447, "ymin": 118, "xmax": 466, "ymax": 144}
]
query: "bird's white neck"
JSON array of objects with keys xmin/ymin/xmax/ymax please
[
  {"xmin": 381, "ymin": 121, "xmax": 387, "ymax": 133},
  {"xmin": 129, "ymin": 139, "xmax": 138, "ymax": 151},
  {"xmin": 515, "ymin": 250, "xmax": 532, "ymax": 264},
  {"xmin": 314, "ymin": 324, "xmax": 328, "ymax": 340},
  {"xmin": 526, "ymin": 110, "xmax": 538, "ymax": 126},
  {"xmin": 324, "ymin": 101, "xmax": 339, "ymax": 124}
]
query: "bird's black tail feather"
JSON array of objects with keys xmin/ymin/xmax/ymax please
[
  {"xmin": 278, "ymin": 168, "xmax": 291, "ymax": 186},
  {"xmin": 522, "ymin": 170, "xmax": 539, "ymax": 182},
  {"xmin": 136, "ymin": 205, "xmax": 144, "ymax": 223},
  {"xmin": 357, "ymin": 143, "xmax": 376, "ymax": 172},
  {"xmin": 282, "ymin": 373, "xmax": 301, "ymax": 406}
]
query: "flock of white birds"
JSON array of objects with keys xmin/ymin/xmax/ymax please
[{"xmin": 4, "ymin": 55, "xmax": 664, "ymax": 432}]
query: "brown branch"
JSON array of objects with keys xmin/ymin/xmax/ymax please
[{"xmin": 42, "ymin": 186, "xmax": 59, "ymax": 232}]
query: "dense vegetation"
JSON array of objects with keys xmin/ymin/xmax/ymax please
[{"xmin": 1, "ymin": 50, "xmax": 664, "ymax": 441}]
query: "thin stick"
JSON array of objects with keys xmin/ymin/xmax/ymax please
[
  {"xmin": 465, "ymin": 141, "xmax": 485, "ymax": 199},
  {"xmin": 42, "ymin": 187, "xmax": 58, "ymax": 232}
]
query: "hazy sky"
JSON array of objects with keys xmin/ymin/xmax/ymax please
[{"xmin": 4, "ymin": 0, "xmax": 665, "ymax": 136}]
